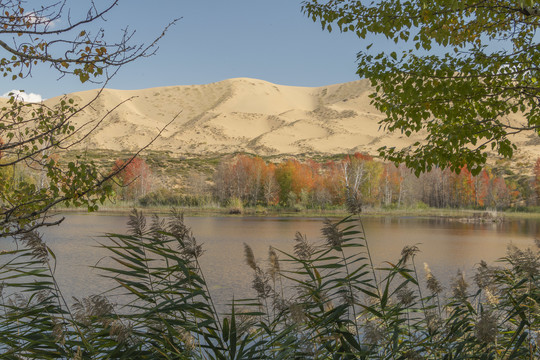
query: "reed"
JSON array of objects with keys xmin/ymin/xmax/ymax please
[{"xmin": 1, "ymin": 209, "xmax": 540, "ymax": 358}]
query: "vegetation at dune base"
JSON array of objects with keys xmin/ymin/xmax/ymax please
[
  {"xmin": 3, "ymin": 0, "xmax": 540, "ymax": 359},
  {"xmin": 60, "ymin": 151, "xmax": 540, "ymax": 214}
]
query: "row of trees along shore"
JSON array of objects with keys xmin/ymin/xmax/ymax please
[{"xmin": 131, "ymin": 153, "xmax": 540, "ymax": 211}]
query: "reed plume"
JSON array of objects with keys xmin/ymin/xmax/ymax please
[
  {"xmin": 19, "ymin": 231, "xmax": 48, "ymax": 263},
  {"xmin": 321, "ymin": 218, "xmax": 343, "ymax": 249},
  {"xmin": 293, "ymin": 231, "xmax": 314, "ymax": 260},
  {"xmin": 401, "ymin": 245, "xmax": 420, "ymax": 264},
  {"xmin": 451, "ymin": 270, "xmax": 469, "ymax": 300},
  {"xmin": 179, "ymin": 229, "xmax": 204, "ymax": 260},
  {"xmin": 109, "ymin": 319, "xmax": 132, "ymax": 344},
  {"xmin": 127, "ymin": 208, "xmax": 146, "ymax": 236},
  {"xmin": 168, "ymin": 209, "xmax": 190, "ymax": 240},
  {"xmin": 268, "ymin": 246, "xmax": 280, "ymax": 281},
  {"xmin": 72, "ymin": 295, "xmax": 114, "ymax": 327},
  {"xmin": 424, "ymin": 263, "xmax": 443, "ymax": 295},
  {"xmin": 506, "ymin": 244, "xmax": 540, "ymax": 278},
  {"xmin": 396, "ymin": 286, "xmax": 414, "ymax": 306},
  {"xmin": 475, "ymin": 311, "xmax": 498, "ymax": 344},
  {"xmin": 150, "ymin": 213, "xmax": 167, "ymax": 240},
  {"xmin": 244, "ymin": 243, "xmax": 257, "ymax": 271},
  {"xmin": 252, "ymin": 269, "xmax": 272, "ymax": 299}
]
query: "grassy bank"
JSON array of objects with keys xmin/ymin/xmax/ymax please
[{"xmin": 54, "ymin": 201, "xmax": 540, "ymax": 220}]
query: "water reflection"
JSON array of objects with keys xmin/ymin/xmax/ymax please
[{"xmin": 0, "ymin": 214, "xmax": 538, "ymax": 309}]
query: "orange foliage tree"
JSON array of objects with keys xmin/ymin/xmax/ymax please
[
  {"xmin": 448, "ymin": 166, "xmax": 476, "ymax": 208},
  {"xmin": 381, "ymin": 163, "xmax": 403, "ymax": 206},
  {"xmin": 213, "ymin": 155, "xmax": 277, "ymax": 206},
  {"xmin": 474, "ymin": 169, "xmax": 491, "ymax": 207},
  {"xmin": 275, "ymin": 159, "xmax": 317, "ymax": 206},
  {"xmin": 211, "ymin": 154, "xmax": 529, "ymax": 210}
]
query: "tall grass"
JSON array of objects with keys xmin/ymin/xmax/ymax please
[{"xmin": 1, "ymin": 210, "xmax": 539, "ymax": 358}]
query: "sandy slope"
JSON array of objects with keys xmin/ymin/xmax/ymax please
[{"xmin": 31, "ymin": 77, "xmax": 539, "ymax": 163}]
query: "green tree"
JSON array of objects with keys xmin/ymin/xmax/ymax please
[
  {"xmin": 302, "ymin": 0, "xmax": 540, "ymax": 175},
  {"xmin": 0, "ymin": 1, "xmax": 175, "ymax": 237},
  {"xmin": 275, "ymin": 160, "xmax": 295, "ymax": 205}
]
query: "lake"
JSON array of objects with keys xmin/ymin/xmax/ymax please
[{"xmin": 2, "ymin": 213, "xmax": 539, "ymax": 309}]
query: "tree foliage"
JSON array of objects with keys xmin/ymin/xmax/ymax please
[
  {"xmin": 534, "ymin": 157, "xmax": 540, "ymax": 200},
  {"xmin": 112, "ymin": 157, "xmax": 152, "ymax": 201},
  {"xmin": 209, "ymin": 154, "xmax": 532, "ymax": 210},
  {"xmin": 0, "ymin": 0, "xmax": 175, "ymax": 237},
  {"xmin": 302, "ymin": 0, "xmax": 540, "ymax": 175}
]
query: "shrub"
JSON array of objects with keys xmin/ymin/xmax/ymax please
[
  {"xmin": 138, "ymin": 188, "xmax": 210, "ymax": 207},
  {"xmin": 227, "ymin": 197, "xmax": 244, "ymax": 214}
]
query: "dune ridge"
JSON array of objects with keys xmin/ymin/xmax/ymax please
[{"xmin": 33, "ymin": 77, "xmax": 540, "ymax": 162}]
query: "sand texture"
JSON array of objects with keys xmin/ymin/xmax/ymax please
[{"xmin": 23, "ymin": 77, "xmax": 539, "ymax": 162}]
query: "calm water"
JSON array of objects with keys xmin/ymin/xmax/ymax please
[{"xmin": 2, "ymin": 214, "xmax": 539, "ymax": 307}]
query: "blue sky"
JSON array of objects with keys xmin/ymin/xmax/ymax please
[{"xmin": 3, "ymin": 0, "xmax": 366, "ymax": 100}]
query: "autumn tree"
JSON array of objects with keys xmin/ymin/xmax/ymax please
[
  {"xmin": 213, "ymin": 155, "xmax": 279, "ymax": 206},
  {"xmin": 238, "ymin": 155, "xmax": 268, "ymax": 205},
  {"xmin": 474, "ymin": 169, "xmax": 491, "ymax": 207},
  {"xmin": 535, "ymin": 158, "xmax": 540, "ymax": 203},
  {"xmin": 341, "ymin": 153, "xmax": 383, "ymax": 209},
  {"xmin": 319, "ymin": 160, "xmax": 346, "ymax": 205},
  {"xmin": 448, "ymin": 166, "xmax": 476, "ymax": 208},
  {"xmin": 489, "ymin": 176, "xmax": 512, "ymax": 210},
  {"xmin": 0, "ymin": 1, "xmax": 175, "ymax": 237},
  {"xmin": 262, "ymin": 162, "xmax": 279, "ymax": 205},
  {"xmin": 275, "ymin": 159, "xmax": 317, "ymax": 206},
  {"xmin": 275, "ymin": 160, "xmax": 297, "ymax": 206},
  {"xmin": 381, "ymin": 163, "xmax": 403, "ymax": 206},
  {"xmin": 303, "ymin": 0, "xmax": 540, "ymax": 175},
  {"xmin": 112, "ymin": 157, "xmax": 152, "ymax": 201}
]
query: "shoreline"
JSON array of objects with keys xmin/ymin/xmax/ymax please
[{"xmin": 52, "ymin": 206, "xmax": 540, "ymax": 220}]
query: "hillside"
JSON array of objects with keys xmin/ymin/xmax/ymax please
[
  {"xmin": 3, "ymin": 77, "xmax": 537, "ymax": 164},
  {"xmin": 38, "ymin": 78, "xmax": 416, "ymax": 157}
]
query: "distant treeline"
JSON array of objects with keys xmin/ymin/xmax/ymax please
[
  {"xmin": 132, "ymin": 153, "xmax": 540, "ymax": 211},
  {"xmin": 3, "ymin": 151, "xmax": 538, "ymax": 211}
]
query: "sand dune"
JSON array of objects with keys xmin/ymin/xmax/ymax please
[{"xmin": 32, "ymin": 77, "xmax": 539, "ymax": 163}]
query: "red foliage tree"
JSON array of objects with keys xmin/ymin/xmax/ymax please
[
  {"xmin": 490, "ymin": 176, "xmax": 511, "ymax": 209},
  {"xmin": 474, "ymin": 169, "xmax": 491, "ymax": 207},
  {"xmin": 112, "ymin": 157, "xmax": 152, "ymax": 200},
  {"xmin": 449, "ymin": 165, "xmax": 476, "ymax": 208}
]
